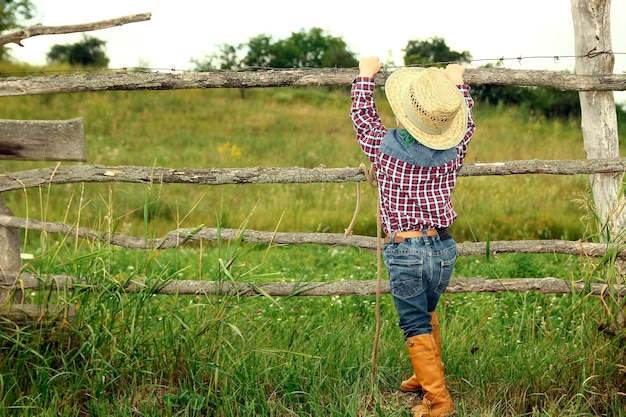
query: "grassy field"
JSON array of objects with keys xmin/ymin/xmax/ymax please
[
  {"xmin": 0, "ymin": 64, "xmax": 625, "ymax": 416},
  {"xmin": 4, "ymin": 243, "xmax": 625, "ymax": 416}
]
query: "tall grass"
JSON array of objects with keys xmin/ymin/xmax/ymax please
[
  {"xmin": 0, "ymin": 64, "xmax": 625, "ymax": 415},
  {"xmin": 4, "ymin": 238, "xmax": 625, "ymax": 416}
]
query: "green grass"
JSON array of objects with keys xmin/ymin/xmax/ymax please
[
  {"xmin": 0, "ymin": 63, "xmax": 625, "ymax": 415},
  {"xmin": 4, "ymin": 243, "xmax": 625, "ymax": 416}
]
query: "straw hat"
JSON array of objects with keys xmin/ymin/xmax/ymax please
[{"xmin": 384, "ymin": 67, "xmax": 468, "ymax": 150}]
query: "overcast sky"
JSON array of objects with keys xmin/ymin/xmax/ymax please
[{"xmin": 6, "ymin": 0, "xmax": 626, "ymax": 102}]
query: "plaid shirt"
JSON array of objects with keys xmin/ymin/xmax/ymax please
[{"xmin": 350, "ymin": 76, "xmax": 476, "ymax": 235}]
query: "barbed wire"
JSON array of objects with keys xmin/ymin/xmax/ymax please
[{"xmin": 1, "ymin": 51, "xmax": 625, "ymax": 77}]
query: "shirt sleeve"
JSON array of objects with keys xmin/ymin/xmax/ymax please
[
  {"xmin": 350, "ymin": 77, "xmax": 387, "ymax": 163},
  {"xmin": 456, "ymin": 84, "xmax": 476, "ymax": 162}
]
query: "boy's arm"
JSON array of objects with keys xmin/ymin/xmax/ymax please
[
  {"xmin": 444, "ymin": 64, "xmax": 475, "ymax": 160},
  {"xmin": 351, "ymin": 57, "xmax": 386, "ymax": 162}
]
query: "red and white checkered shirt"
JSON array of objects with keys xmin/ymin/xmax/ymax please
[{"xmin": 350, "ymin": 76, "xmax": 476, "ymax": 235}]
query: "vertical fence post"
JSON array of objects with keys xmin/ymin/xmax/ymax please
[
  {"xmin": 571, "ymin": 0, "xmax": 624, "ymax": 239},
  {"xmin": 0, "ymin": 193, "xmax": 22, "ymax": 305}
]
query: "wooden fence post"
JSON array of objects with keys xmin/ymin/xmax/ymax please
[
  {"xmin": 0, "ymin": 193, "xmax": 22, "ymax": 305},
  {"xmin": 571, "ymin": 0, "xmax": 624, "ymax": 239}
]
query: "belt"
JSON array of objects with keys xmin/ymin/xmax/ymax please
[{"xmin": 383, "ymin": 228, "xmax": 451, "ymax": 244}]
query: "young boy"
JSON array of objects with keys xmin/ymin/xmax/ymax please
[{"xmin": 350, "ymin": 57, "xmax": 476, "ymax": 417}]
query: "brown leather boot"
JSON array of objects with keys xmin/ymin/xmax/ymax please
[
  {"xmin": 399, "ymin": 312, "xmax": 442, "ymax": 393},
  {"xmin": 406, "ymin": 334, "xmax": 454, "ymax": 417}
]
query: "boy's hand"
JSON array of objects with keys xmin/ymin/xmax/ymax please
[
  {"xmin": 359, "ymin": 57, "xmax": 383, "ymax": 78},
  {"xmin": 442, "ymin": 64, "xmax": 465, "ymax": 85}
]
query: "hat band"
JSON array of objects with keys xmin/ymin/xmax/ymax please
[{"xmin": 400, "ymin": 91, "xmax": 451, "ymax": 136}]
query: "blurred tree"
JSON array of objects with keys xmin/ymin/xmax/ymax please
[
  {"xmin": 403, "ymin": 36, "xmax": 471, "ymax": 66},
  {"xmin": 46, "ymin": 35, "xmax": 109, "ymax": 67},
  {"xmin": 243, "ymin": 34, "xmax": 275, "ymax": 68},
  {"xmin": 0, "ymin": 0, "xmax": 36, "ymax": 61},
  {"xmin": 191, "ymin": 42, "xmax": 245, "ymax": 70},
  {"xmin": 529, "ymin": 84, "xmax": 581, "ymax": 119},
  {"xmin": 268, "ymin": 27, "xmax": 358, "ymax": 68},
  {"xmin": 192, "ymin": 28, "xmax": 358, "ymax": 71}
]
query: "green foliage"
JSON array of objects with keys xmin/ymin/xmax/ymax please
[
  {"xmin": 268, "ymin": 27, "xmax": 358, "ymax": 68},
  {"xmin": 0, "ymin": 0, "xmax": 34, "ymax": 32},
  {"xmin": 0, "ymin": 0, "xmax": 36, "ymax": 61},
  {"xmin": 242, "ymin": 33, "xmax": 274, "ymax": 68},
  {"xmin": 529, "ymin": 85, "xmax": 581, "ymax": 119},
  {"xmin": 191, "ymin": 42, "xmax": 244, "ymax": 70},
  {"xmin": 192, "ymin": 27, "xmax": 358, "ymax": 71},
  {"xmin": 46, "ymin": 34, "xmax": 110, "ymax": 68},
  {"xmin": 403, "ymin": 36, "xmax": 472, "ymax": 67}
]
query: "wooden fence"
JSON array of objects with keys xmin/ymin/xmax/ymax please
[{"xmin": 1, "ymin": 2, "xmax": 626, "ymax": 321}]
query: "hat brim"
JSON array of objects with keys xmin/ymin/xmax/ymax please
[{"xmin": 384, "ymin": 68, "xmax": 468, "ymax": 150}]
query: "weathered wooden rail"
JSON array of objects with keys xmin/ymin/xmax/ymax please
[
  {"xmin": 1, "ymin": 158, "xmax": 626, "ymax": 192},
  {"xmin": 1, "ymin": 67, "xmax": 626, "ymax": 96}
]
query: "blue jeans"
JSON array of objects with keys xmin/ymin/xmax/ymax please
[{"xmin": 383, "ymin": 233, "xmax": 457, "ymax": 339}]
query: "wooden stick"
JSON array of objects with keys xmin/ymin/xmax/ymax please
[{"xmin": 0, "ymin": 13, "xmax": 152, "ymax": 47}]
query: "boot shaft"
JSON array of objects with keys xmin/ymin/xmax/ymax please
[
  {"xmin": 406, "ymin": 334, "xmax": 454, "ymax": 416},
  {"xmin": 430, "ymin": 312, "xmax": 441, "ymax": 353},
  {"xmin": 400, "ymin": 312, "xmax": 443, "ymax": 393}
]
